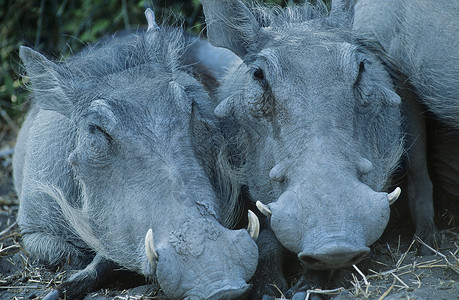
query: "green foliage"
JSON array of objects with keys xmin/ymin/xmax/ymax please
[{"xmin": 0, "ymin": 0, "xmax": 314, "ymax": 124}]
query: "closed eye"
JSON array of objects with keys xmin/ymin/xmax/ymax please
[{"xmin": 88, "ymin": 124, "xmax": 112, "ymax": 142}]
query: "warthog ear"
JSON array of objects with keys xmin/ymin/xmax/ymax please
[
  {"xmin": 144, "ymin": 8, "xmax": 159, "ymax": 32},
  {"xmin": 330, "ymin": 0, "xmax": 355, "ymax": 27},
  {"xmin": 200, "ymin": 0, "xmax": 260, "ymax": 59},
  {"xmin": 19, "ymin": 46, "xmax": 71, "ymax": 116}
]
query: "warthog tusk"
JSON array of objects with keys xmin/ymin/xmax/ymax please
[
  {"xmin": 247, "ymin": 210, "xmax": 260, "ymax": 241},
  {"xmin": 387, "ymin": 187, "xmax": 401, "ymax": 205},
  {"xmin": 256, "ymin": 200, "xmax": 272, "ymax": 217},
  {"xmin": 145, "ymin": 229, "xmax": 158, "ymax": 264}
]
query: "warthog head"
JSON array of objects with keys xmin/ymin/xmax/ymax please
[
  {"xmin": 19, "ymin": 10, "xmax": 258, "ymax": 298},
  {"xmin": 202, "ymin": 0, "xmax": 403, "ymax": 269}
]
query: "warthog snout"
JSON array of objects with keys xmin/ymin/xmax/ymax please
[
  {"xmin": 298, "ymin": 243, "xmax": 370, "ymax": 270},
  {"xmin": 147, "ymin": 223, "xmax": 258, "ymax": 300},
  {"xmin": 267, "ymin": 180, "xmax": 400, "ymax": 268},
  {"xmin": 194, "ymin": 282, "xmax": 251, "ymax": 300}
]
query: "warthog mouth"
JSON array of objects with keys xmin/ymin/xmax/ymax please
[
  {"xmin": 298, "ymin": 244, "xmax": 370, "ymax": 270},
  {"xmin": 184, "ymin": 282, "xmax": 251, "ymax": 300}
]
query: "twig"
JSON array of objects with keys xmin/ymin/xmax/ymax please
[
  {"xmin": 367, "ymin": 264, "xmax": 412, "ymax": 279},
  {"xmin": 415, "ymin": 235, "xmax": 459, "ymax": 275},
  {"xmin": 378, "ymin": 279, "xmax": 396, "ymax": 300},
  {"xmin": 396, "ymin": 239, "xmax": 416, "ymax": 268},
  {"xmin": 353, "ymin": 264, "xmax": 369, "ymax": 286},
  {"xmin": 397, "ymin": 270, "xmax": 413, "ymax": 277},
  {"xmin": 0, "ymin": 244, "xmax": 21, "ymax": 254},
  {"xmin": 351, "ymin": 273, "xmax": 369, "ymax": 298},
  {"xmin": 390, "ymin": 272, "xmax": 409, "ymax": 288},
  {"xmin": 449, "ymin": 250, "xmax": 459, "ymax": 264},
  {"xmin": 418, "ymin": 264, "xmax": 448, "ymax": 268},
  {"xmin": 306, "ymin": 287, "xmax": 346, "ymax": 295},
  {"xmin": 416, "ymin": 259, "xmax": 442, "ymax": 266},
  {"xmin": 0, "ymin": 221, "xmax": 17, "ymax": 237},
  {"xmin": 269, "ymin": 284, "xmax": 286, "ymax": 299},
  {"xmin": 413, "ymin": 273, "xmax": 422, "ymax": 289},
  {"xmin": 0, "ymin": 285, "xmax": 40, "ymax": 289},
  {"xmin": 305, "ymin": 288, "xmax": 346, "ymax": 300},
  {"xmin": 0, "ymin": 232, "xmax": 21, "ymax": 242},
  {"xmin": 415, "ymin": 235, "xmax": 445, "ymax": 259}
]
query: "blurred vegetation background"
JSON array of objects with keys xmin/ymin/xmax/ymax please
[{"xmin": 0, "ymin": 0, "xmax": 326, "ymax": 127}]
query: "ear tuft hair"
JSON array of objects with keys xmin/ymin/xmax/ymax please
[
  {"xmin": 201, "ymin": 0, "xmax": 260, "ymax": 58},
  {"xmin": 20, "ymin": 46, "xmax": 72, "ymax": 116}
]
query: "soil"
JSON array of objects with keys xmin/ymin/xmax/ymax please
[{"xmin": 0, "ymin": 120, "xmax": 458, "ymax": 300}]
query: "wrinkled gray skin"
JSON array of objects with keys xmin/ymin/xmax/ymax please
[
  {"xmin": 354, "ymin": 0, "xmax": 459, "ymax": 253},
  {"xmin": 201, "ymin": 0, "xmax": 403, "ymax": 298},
  {"xmin": 13, "ymin": 22, "xmax": 258, "ymax": 299}
]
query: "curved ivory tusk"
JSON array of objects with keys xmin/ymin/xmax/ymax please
[
  {"xmin": 387, "ymin": 187, "xmax": 401, "ymax": 205},
  {"xmin": 256, "ymin": 200, "xmax": 272, "ymax": 217},
  {"xmin": 145, "ymin": 229, "xmax": 158, "ymax": 265},
  {"xmin": 247, "ymin": 210, "xmax": 260, "ymax": 241}
]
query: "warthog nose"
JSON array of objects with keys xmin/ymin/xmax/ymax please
[
  {"xmin": 298, "ymin": 245, "xmax": 370, "ymax": 269},
  {"xmin": 205, "ymin": 284, "xmax": 251, "ymax": 300},
  {"xmin": 185, "ymin": 283, "xmax": 251, "ymax": 300}
]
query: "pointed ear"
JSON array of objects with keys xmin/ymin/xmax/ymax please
[
  {"xmin": 330, "ymin": 0, "xmax": 355, "ymax": 28},
  {"xmin": 200, "ymin": 0, "xmax": 260, "ymax": 59},
  {"xmin": 20, "ymin": 46, "xmax": 72, "ymax": 116}
]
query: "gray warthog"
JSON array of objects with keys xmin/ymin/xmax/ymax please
[
  {"xmin": 354, "ymin": 0, "xmax": 459, "ymax": 253},
  {"xmin": 14, "ymin": 10, "xmax": 258, "ymax": 300},
  {"xmin": 200, "ymin": 0, "xmax": 403, "ymax": 297}
]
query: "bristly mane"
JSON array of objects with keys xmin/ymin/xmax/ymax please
[
  {"xmin": 39, "ymin": 26, "xmax": 188, "ymax": 86},
  {"xmin": 249, "ymin": 1, "xmax": 329, "ymax": 28}
]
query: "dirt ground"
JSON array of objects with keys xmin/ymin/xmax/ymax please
[{"xmin": 0, "ymin": 120, "xmax": 458, "ymax": 300}]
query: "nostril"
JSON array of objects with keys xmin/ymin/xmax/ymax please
[
  {"xmin": 298, "ymin": 246, "xmax": 370, "ymax": 269},
  {"xmin": 202, "ymin": 283, "xmax": 251, "ymax": 300},
  {"xmin": 298, "ymin": 255, "xmax": 322, "ymax": 267}
]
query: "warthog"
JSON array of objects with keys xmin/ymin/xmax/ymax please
[
  {"xmin": 14, "ymin": 10, "xmax": 258, "ymax": 300},
  {"xmin": 201, "ymin": 0, "xmax": 403, "ymax": 297},
  {"xmin": 354, "ymin": 0, "xmax": 459, "ymax": 253}
]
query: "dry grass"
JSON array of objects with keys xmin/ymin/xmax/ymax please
[
  {"xmin": 346, "ymin": 231, "xmax": 458, "ymax": 300},
  {"xmin": 268, "ymin": 229, "xmax": 459, "ymax": 300}
]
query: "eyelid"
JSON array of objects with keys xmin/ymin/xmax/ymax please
[{"xmin": 88, "ymin": 123, "xmax": 113, "ymax": 143}]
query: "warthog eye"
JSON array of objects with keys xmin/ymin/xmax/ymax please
[
  {"xmin": 88, "ymin": 124, "xmax": 112, "ymax": 142},
  {"xmin": 359, "ymin": 61, "xmax": 365, "ymax": 73},
  {"xmin": 84, "ymin": 124, "xmax": 114, "ymax": 167},
  {"xmin": 355, "ymin": 60, "xmax": 366, "ymax": 86},
  {"xmin": 253, "ymin": 67, "xmax": 265, "ymax": 81},
  {"xmin": 248, "ymin": 66, "xmax": 273, "ymax": 117}
]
